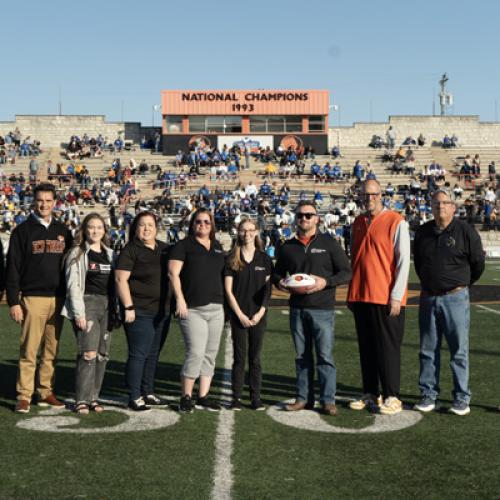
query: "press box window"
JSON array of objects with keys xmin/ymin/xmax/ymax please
[
  {"xmin": 285, "ymin": 116, "xmax": 302, "ymax": 132},
  {"xmin": 165, "ymin": 116, "xmax": 183, "ymax": 133},
  {"xmin": 223, "ymin": 116, "xmax": 242, "ymax": 133},
  {"xmin": 189, "ymin": 116, "xmax": 207, "ymax": 133},
  {"xmin": 309, "ymin": 116, "xmax": 325, "ymax": 132},
  {"xmin": 249, "ymin": 116, "xmax": 267, "ymax": 133}
]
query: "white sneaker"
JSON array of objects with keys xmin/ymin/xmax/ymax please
[
  {"xmin": 349, "ymin": 394, "xmax": 382, "ymax": 411},
  {"xmin": 449, "ymin": 400, "xmax": 470, "ymax": 416},
  {"xmin": 379, "ymin": 397, "xmax": 403, "ymax": 415},
  {"xmin": 414, "ymin": 397, "xmax": 439, "ymax": 413}
]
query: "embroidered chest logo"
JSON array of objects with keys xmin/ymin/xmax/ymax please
[
  {"xmin": 254, "ymin": 266, "xmax": 266, "ymax": 271},
  {"xmin": 310, "ymin": 248, "xmax": 326, "ymax": 254},
  {"xmin": 31, "ymin": 239, "xmax": 66, "ymax": 254},
  {"xmin": 446, "ymin": 236, "xmax": 456, "ymax": 248}
]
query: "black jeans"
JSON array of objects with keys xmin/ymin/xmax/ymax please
[
  {"xmin": 124, "ymin": 308, "xmax": 170, "ymax": 401},
  {"xmin": 230, "ymin": 317, "xmax": 266, "ymax": 402},
  {"xmin": 352, "ymin": 302, "xmax": 405, "ymax": 399}
]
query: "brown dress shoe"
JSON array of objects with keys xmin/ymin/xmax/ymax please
[
  {"xmin": 285, "ymin": 400, "xmax": 307, "ymax": 411},
  {"xmin": 15, "ymin": 400, "xmax": 30, "ymax": 414},
  {"xmin": 322, "ymin": 403, "xmax": 337, "ymax": 416},
  {"xmin": 38, "ymin": 394, "xmax": 65, "ymax": 409}
]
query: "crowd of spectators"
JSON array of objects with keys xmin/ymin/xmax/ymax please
[{"xmin": 0, "ymin": 130, "xmax": 42, "ymax": 165}]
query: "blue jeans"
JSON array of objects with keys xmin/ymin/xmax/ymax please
[
  {"xmin": 418, "ymin": 288, "xmax": 471, "ymax": 403},
  {"xmin": 290, "ymin": 308, "xmax": 336, "ymax": 405},
  {"xmin": 124, "ymin": 309, "xmax": 170, "ymax": 401}
]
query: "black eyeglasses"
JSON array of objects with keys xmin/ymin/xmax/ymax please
[
  {"xmin": 296, "ymin": 213, "xmax": 316, "ymax": 220},
  {"xmin": 195, "ymin": 219, "xmax": 211, "ymax": 225}
]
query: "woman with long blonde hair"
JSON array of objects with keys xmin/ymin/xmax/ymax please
[
  {"xmin": 225, "ymin": 218, "xmax": 272, "ymax": 410},
  {"xmin": 61, "ymin": 213, "xmax": 115, "ymax": 414}
]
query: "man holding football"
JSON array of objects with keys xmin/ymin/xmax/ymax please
[{"xmin": 273, "ymin": 200, "xmax": 352, "ymax": 416}]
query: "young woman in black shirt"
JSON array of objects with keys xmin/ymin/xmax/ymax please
[
  {"xmin": 115, "ymin": 211, "xmax": 170, "ymax": 411},
  {"xmin": 168, "ymin": 208, "xmax": 225, "ymax": 413},
  {"xmin": 225, "ymin": 218, "xmax": 272, "ymax": 410},
  {"xmin": 61, "ymin": 213, "xmax": 115, "ymax": 414}
]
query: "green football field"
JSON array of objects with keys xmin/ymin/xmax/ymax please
[{"xmin": 1, "ymin": 295, "xmax": 499, "ymax": 499}]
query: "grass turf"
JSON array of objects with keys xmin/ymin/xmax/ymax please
[
  {"xmin": 232, "ymin": 306, "xmax": 500, "ymax": 499},
  {"xmin": 0, "ymin": 298, "xmax": 499, "ymax": 498}
]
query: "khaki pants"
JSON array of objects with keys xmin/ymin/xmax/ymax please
[{"xmin": 17, "ymin": 296, "xmax": 63, "ymax": 402}]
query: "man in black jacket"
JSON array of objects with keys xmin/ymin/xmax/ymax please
[
  {"xmin": 273, "ymin": 201, "xmax": 352, "ymax": 415},
  {"xmin": 6, "ymin": 183, "xmax": 73, "ymax": 413},
  {"xmin": 0, "ymin": 238, "xmax": 5, "ymax": 299},
  {"xmin": 413, "ymin": 188, "xmax": 484, "ymax": 416}
]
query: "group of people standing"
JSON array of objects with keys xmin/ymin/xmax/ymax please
[{"xmin": 3, "ymin": 179, "xmax": 486, "ymax": 417}]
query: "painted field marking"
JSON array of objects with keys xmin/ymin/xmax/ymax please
[
  {"xmin": 211, "ymin": 324, "xmax": 234, "ymax": 500},
  {"xmin": 267, "ymin": 398, "xmax": 422, "ymax": 434},
  {"xmin": 476, "ymin": 304, "xmax": 500, "ymax": 315},
  {"xmin": 16, "ymin": 400, "xmax": 180, "ymax": 434}
]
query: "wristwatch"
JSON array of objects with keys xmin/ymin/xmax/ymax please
[{"xmin": 124, "ymin": 305, "xmax": 135, "ymax": 311}]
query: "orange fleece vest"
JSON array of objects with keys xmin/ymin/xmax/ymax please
[{"xmin": 348, "ymin": 210, "xmax": 408, "ymax": 306}]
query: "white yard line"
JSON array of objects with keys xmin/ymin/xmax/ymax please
[
  {"xmin": 476, "ymin": 304, "xmax": 500, "ymax": 315},
  {"xmin": 211, "ymin": 324, "xmax": 235, "ymax": 500}
]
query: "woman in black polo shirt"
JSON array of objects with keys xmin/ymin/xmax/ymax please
[
  {"xmin": 225, "ymin": 218, "xmax": 272, "ymax": 410},
  {"xmin": 115, "ymin": 211, "xmax": 170, "ymax": 411},
  {"xmin": 168, "ymin": 208, "xmax": 225, "ymax": 413}
]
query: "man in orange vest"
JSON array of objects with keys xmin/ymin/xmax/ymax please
[{"xmin": 348, "ymin": 179, "xmax": 410, "ymax": 415}]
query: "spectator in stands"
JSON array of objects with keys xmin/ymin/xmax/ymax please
[
  {"xmin": 488, "ymin": 161, "xmax": 496, "ymax": 181},
  {"xmin": 385, "ymin": 182, "xmax": 395, "ymax": 198},
  {"xmin": 453, "ymin": 183, "xmax": 463, "ymax": 200},
  {"xmin": 366, "ymin": 169, "xmax": 377, "ymax": 180},
  {"xmin": 310, "ymin": 161, "xmax": 321, "ymax": 182},
  {"xmin": 386, "ymin": 126, "xmax": 396, "ymax": 149},
  {"xmin": 331, "ymin": 145, "xmax": 341, "ymax": 158},
  {"xmin": 6, "ymin": 183, "xmax": 73, "ymax": 414},
  {"xmin": 353, "ymin": 160, "xmax": 364, "ymax": 181},
  {"xmin": 443, "ymin": 135, "xmax": 452, "ymax": 148},
  {"xmin": 417, "ymin": 133, "xmax": 426, "ymax": 147},
  {"xmin": 402, "ymin": 136, "xmax": 416, "ymax": 146},
  {"xmin": 369, "ymin": 135, "xmax": 384, "ymax": 149}
]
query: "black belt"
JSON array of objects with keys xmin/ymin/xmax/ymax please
[{"xmin": 423, "ymin": 286, "xmax": 467, "ymax": 297}]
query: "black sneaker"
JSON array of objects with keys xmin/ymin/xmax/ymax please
[
  {"xmin": 229, "ymin": 399, "xmax": 243, "ymax": 411},
  {"xmin": 195, "ymin": 396, "xmax": 221, "ymax": 412},
  {"xmin": 143, "ymin": 394, "xmax": 169, "ymax": 407},
  {"xmin": 179, "ymin": 395, "xmax": 194, "ymax": 414},
  {"xmin": 128, "ymin": 397, "xmax": 152, "ymax": 412},
  {"xmin": 250, "ymin": 400, "xmax": 266, "ymax": 411}
]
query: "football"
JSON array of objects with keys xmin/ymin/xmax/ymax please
[{"xmin": 284, "ymin": 273, "xmax": 316, "ymax": 294}]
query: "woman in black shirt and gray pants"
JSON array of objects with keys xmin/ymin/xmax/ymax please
[
  {"xmin": 225, "ymin": 217, "xmax": 272, "ymax": 410},
  {"xmin": 168, "ymin": 208, "xmax": 226, "ymax": 413}
]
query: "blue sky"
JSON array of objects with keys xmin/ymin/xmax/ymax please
[{"xmin": 2, "ymin": 0, "xmax": 499, "ymax": 126}]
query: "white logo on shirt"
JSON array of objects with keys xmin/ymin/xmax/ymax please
[
  {"xmin": 310, "ymin": 248, "xmax": 326, "ymax": 254},
  {"xmin": 255, "ymin": 266, "xmax": 266, "ymax": 271}
]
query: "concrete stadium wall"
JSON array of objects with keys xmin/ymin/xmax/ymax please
[
  {"xmin": 0, "ymin": 115, "xmax": 157, "ymax": 148},
  {"xmin": 329, "ymin": 115, "xmax": 500, "ymax": 148},
  {"xmin": 3, "ymin": 113, "xmax": 500, "ymax": 150}
]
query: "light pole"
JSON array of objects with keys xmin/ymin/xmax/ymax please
[
  {"xmin": 329, "ymin": 104, "xmax": 340, "ymax": 126},
  {"xmin": 152, "ymin": 104, "xmax": 161, "ymax": 128}
]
